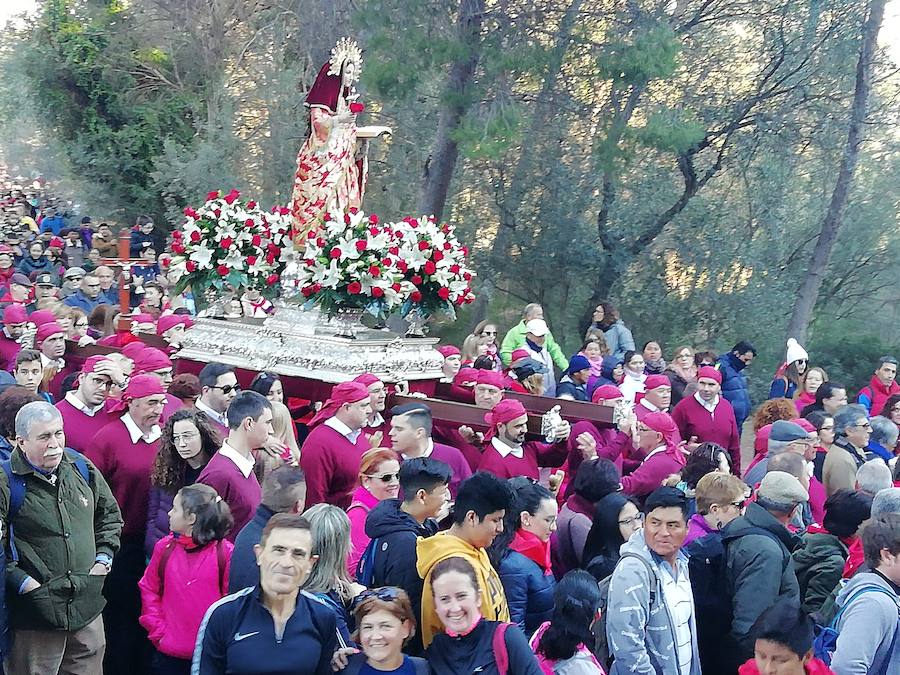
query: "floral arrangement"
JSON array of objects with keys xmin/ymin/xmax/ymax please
[
  {"xmin": 169, "ymin": 190, "xmax": 293, "ymax": 305},
  {"xmin": 283, "ymin": 210, "xmax": 475, "ymax": 320}
]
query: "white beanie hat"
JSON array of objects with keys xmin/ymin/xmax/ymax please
[{"xmin": 785, "ymin": 338, "xmax": 808, "ymax": 365}]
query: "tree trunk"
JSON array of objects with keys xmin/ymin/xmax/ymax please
[
  {"xmin": 417, "ymin": 0, "xmax": 485, "ymax": 220},
  {"xmin": 785, "ymin": 0, "xmax": 886, "ymax": 343}
]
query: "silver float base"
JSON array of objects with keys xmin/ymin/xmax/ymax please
[{"xmin": 177, "ymin": 301, "xmax": 444, "ymax": 383}]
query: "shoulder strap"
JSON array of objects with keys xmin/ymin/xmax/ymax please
[
  {"xmin": 619, "ymin": 552, "xmax": 658, "ymax": 605},
  {"xmin": 492, "ymin": 622, "xmax": 510, "ymax": 675},
  {"xmin": 65, "ymin": 449, "xmax": 91, "ymax": 485},
  {"xmin": 216, "ymin": 539, "xmax": 227, "ymax": 596},
  {"xmin": 156, "ymin": 538, "xmax": 179, "ymax": 598},
  {"xmin": 0, "ymin": 458, "xmax": 25, "ymax": 562},
  {"xmin": 832, "ymin": 584, "xmax": 900, "ymax": 629}
]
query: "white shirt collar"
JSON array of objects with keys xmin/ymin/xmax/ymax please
[
  {"xmin": 196, "ymin": 398, "xmax": 228, "ymax": 427},
  {"xmin": 402, "ymin": 438, "xmax": 434, "ymax": 461},
  {"xmin": 644, "ymin": 444, "xmax": 668, "ymax": 462},
  {"xmin": 694, "ymin": 392, "xmax": 719, "ymax": 414},
  {"xmin": 121, "ymin": 413, "xmax": 162, "ymax": 444},
  {"xmin": 324, "ymin": 416, "xmax": 362, "ymax": 444},
  {"xmin": 218, "ymin": 440, "xmax": 255, "ymax": 479},
  {"xmin": 40, "ymin": 353, "xmax": 65, "ymax": 370},
  {"xmin": 64, "ymin": 391, "xmax": 104, "ymax": 417},
  {"xmin": 640, "ymin": 398, "xmax": 660, "ymax": 413},
  {"xmin": 366, "ymin": 412, "xmax": 385, "ymax": 428},
  {"xmin": 491, "ymin": 436, "xmax": 524, "ymax": 459}
]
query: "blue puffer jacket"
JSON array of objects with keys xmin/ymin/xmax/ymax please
[
  {"xmin": 497, "ymin": 550, "xmax": 555, "ymax": 637},
  {"xmin": 718, "ymin": 352, "xmax": 752, "ymax": 429}
]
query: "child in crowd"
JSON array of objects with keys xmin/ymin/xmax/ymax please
[{"xmin": 139, "ymin": 483, "xmax": 234, "ymax": 675}]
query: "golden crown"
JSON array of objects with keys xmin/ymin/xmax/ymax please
[{"xmin": 327, "ymin": 38, "xmax": 362, "ymax": 80}]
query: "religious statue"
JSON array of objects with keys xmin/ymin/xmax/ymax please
[{"xmin": 289, "ymin": 38, "xmax": 390, "ymax": 242}]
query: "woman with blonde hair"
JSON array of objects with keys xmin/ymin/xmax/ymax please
[
  {"xmin": 461, "ymin": 333, "xmax": 488, "ymax": 367},
  {"xmin": 302, "ymin": 503, "xmax": 366, "ymax": 644},
  {"xmin": 665, "ymin": 345, "xmax": 697, "ymax": 407},
  {"xmin": 682, "ymin": 472, "xmax": 748, "ymax": 547},
  {"xmin": 346, "ymin": 448, "xmax": 401, "ymax": 576}
]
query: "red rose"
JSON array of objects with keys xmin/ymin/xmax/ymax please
[
  {"xmin": 265, "ymin": 252, "xmax": 276, "ymax": 264},
  {"xmin": 410, "ymin": 218, "xmax": 419, "ymax": 228},
  {"xmin": 349, "ymin": 102, "xmax": 365, "ymax": 114},
  {"xmin": 396, "ymin": 260, "xmax": 408, "ymax": 272},
  {"xmin": 450, "ymin": 264, "xmax": 460, "ymax": 273},
  {"xmin": 438, "ymin": 287, "xmax": 450, "ymax": 300},
  {"xmin": 347, "ymin": 281, "xmax": 362, "ymax": 295},
  {"xmin": 160, "ymin": 258, "xmax": 170, "ymax": 268},
  {"xmin": 463, "ymin": 272, "xmax": 472, "ymax": 281},
  {"xmin": 186, "ymin": 261, "xmax": 197, "ymax": 272},
  {"xmin": 217, "ymin": 264, "xmax": 228, "ymax": 276},
  {"xmin": 312, "ymin": 283, "xmax": 322, "ymax": 293},
  {"xmin": 245, "ymin": 218, "xmax": 254, "ymax": 227},
  {"xmin": 223, "ymin": 189, "xmax": 240, "ymax": 205},
  {"xmin": 189, "ymin": 231, "xmax": 201, "ymax": 243},
  {"xmin": 381, "ymin": 258, "xmax": 392, "ymax": 268},
  {"xmin": 389, "ymin": 246, "xmax": 399, "ymax": 255},
  {"xmin": 443, "ymin": 242, "xmax": 452, "ymax": 250},
  {"xmin": 213, "ymin": 209, "xmax": 221, "ymax": 218},
  {"xmin": 301, "ymin": 285, "xmax": 315, "ymax": 297},
  {"xmin": 266, "ymin": 273, "xmax": 279, "ymax": 285},
  {"xmin": 417, "ymin": 241, "xmax": 429, "ymax": 251},
  {"xmin": 372, "ymin": 287, "xmax": 384, "ymax": 298},
  {"xmin": 317, "ymin": 237, "xmax": 327, "ymax": 247},
  {"xmin": 171, "ymin": 242, "xmax": 185, "ymax": 254},
  {"xmin": 280, "ymin": 206, "xmax": 290, "ymax": 215},
  {"xmin": 369, "ymin": 265, "xmax": 381, "ymax": 277},
  {"xmin": 411, "ymin": 291, "xmax": 422, "ymax": 303},
  {"xmin": 441, "ymin": 223, "xmax": 450, "ymax": 233},
  {"xmin": 251, "ymin": 234, "xmax": 262, "ymax": 247},
  {"xmin": 462, "ymin": 246, "xmax": 470, "ymax": 256},
  {"xmin": 330, "ymin": 247, "xmax": 342, "ymax": 259},
  {"xmin": 391, "ymin": 283, "xmax": 401, "ymax": 292},
  {"xmin": 267, "ymin": 243, "xmax": 279, "ymax": 254},
  {"xmin": 247, "ymin": 255, "xmax": 258, "ymax": 266},
  {"xmin": 369, "ymin": 227, "xmax": 380, "ymax": 236},
  {"xmin": 305, "ymin": 258, "xmax": 315, "ymax": 266},
  {"xmin": 183, "ymin": 207, "xmax": 198, "ymax": 219},
  {"xmin": 355, "ymin": 240, "xmax": 367, "ymax": 252},
  {"xmin": 349, "ymin": 206, "xmax": 359, "ymax": 215},
  {"xmin": 411, "ymin": 275, "xmax": 422, "ymax": 285},
  {"xmin": 220, "ymin": 237, "xmax": 233, "ymax": 249},
  {"xmin": 172, "ymin": 230, "xmax": 183, "ymax": 240},
  {"xmin": 206, "ymin": 190, "xmax": 219, "ymax": 200},
  {"xmin": 344, "ymin": 213, "xmax": 352, "ymax": 225},
  {"xmin": 369, "ymin": 214, "xmax": 379, "ymax": 225},
  {"xmin": 432, "ymin": 250, "xmax": 444, "ymax": 262},
  {"xmin": 424, "ymin": 261, "xmax": 437, "ymax": 275},
  {"xmin": 247, "ymin": 201, "xmax": 257, "ymax": 209}
]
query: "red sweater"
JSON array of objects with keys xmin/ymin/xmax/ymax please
[
  {"xmin": 300, "ymin": 423, "xmax": 370, "ymax": 509},
  {"xmin": 197, "ymin": 452, "xmax": 261, "ymax": 541},
  {"xmin": 56, "ymin": 397, "xmax": 115, "ymax": 454},
  {"xmin": 432, "ymin": 421, "xmax": 484, "ymax": 473},
  {"xmin": 476, "ymin": 439, "xmax": 567, "ymax": 481},
  {"xmin": 0, "ymin": 332, "xmax": 21, "ymax": 372},
  {"xmin": 620, "ymin": 448, "xmax": 685, "ymax": 498},
  {"xmin": 671, "ymin": 394, "xmax": 742, "ymax": 475},
  {"xmin": 87, "ymin": 417, "xmax": 161, "ymax": 539}
]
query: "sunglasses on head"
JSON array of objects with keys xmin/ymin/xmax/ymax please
[
  {"xmin": 211, "ymin": 384, "xmax": 241, "ymax": 395},
  {"xmin": 349, "ymin": 587, "xmax": 402, "ymax": 613}
]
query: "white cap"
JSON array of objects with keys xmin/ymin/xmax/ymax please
[
  {"xmin": 786, "ymin": 338, "xmax": 808, "ymax": 365},
  {"xmin": 525, "ymin": 319, "xmax": 550, "ymax": 337}
]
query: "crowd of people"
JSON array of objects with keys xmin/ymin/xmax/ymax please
[{"xmin": 0, "ymin": 186, "xmax": 898, "ymax": 674}]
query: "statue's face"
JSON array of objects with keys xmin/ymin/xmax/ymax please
[{"xmin": 342, "ymin": 61, "xmax": 357, "ymax": 87}]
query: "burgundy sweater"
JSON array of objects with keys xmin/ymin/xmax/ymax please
[
  {"xmin": 671, "ymin": 394, "xmax": 742, "ymax": 475},
  {"xmin": 426, "ymin": 442, "xmax": 473, "ymax": 497},
  {"xmin": 0, "ymin": 333, "xmax": 21, "ymax": 372},
  {"xmin": 299, "ymin": 424, "xmax": 370, "ymax": 509},
  {"xmin": 197, "ymin": 452, "xmax": 261, "ymax": 541},
  {"xmin": 87, "ymin": 417, "xmax": 161, "ymax": 539},
  {"xmin": 476, "ymin": 440, "xmax": 567, "ymax": 481},
  {"xmin": 56, "ymin": 398, "xmax": 115, "ymax": 454}
]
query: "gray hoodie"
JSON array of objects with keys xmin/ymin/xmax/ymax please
[
  {"xmin": 606, "ymin": 530, "xmax": 701, "ymax": 675},
  {"xmin": 831, "ymin": 571, "xmax": 900, "ymax": 675}
]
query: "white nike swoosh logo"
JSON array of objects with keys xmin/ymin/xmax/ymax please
[{"xmin": 233, "ymin": 631, "xmax": 259, "ymax": 642}]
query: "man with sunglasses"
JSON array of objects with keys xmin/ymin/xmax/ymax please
[
  {"xmin": 55, "ymin": 355, "xmax": 125, "ymax": 453},
  {"xmin": 197, "ymin": 363, "xmax": 240, "ymax": 435}
]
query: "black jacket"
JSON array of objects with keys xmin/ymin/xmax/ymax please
[
  {"xmin": 426, "ymin": 620, "xmax": 542, "ymax": 675},
  {"xmin": 229, "ymin": 504, "xmax": 275, "ymax": 593},
  {"xmin": 341, "ymin": 652, "xmax": 430, "ymax": 674}
]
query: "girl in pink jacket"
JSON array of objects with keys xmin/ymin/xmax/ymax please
[{"xmin": 139, "ymin": 483, "xmax": 234, "ymax": 674}]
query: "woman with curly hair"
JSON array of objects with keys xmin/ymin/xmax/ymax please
[
  {"xmin": 144, "ymin": 409, "xmax": 221, "ymax": 555},
  {"xmin": 744, "ymin": 398, "xmax": 801, "ymax": 476}
]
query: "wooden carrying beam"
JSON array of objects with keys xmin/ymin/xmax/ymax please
[
  {"xmin": 390, "ymin": 394, "xmax": 550, "ymax": 441},
  {"xmin": 434, "ymin": 383, "xmax": 615, "ymax": 428}
]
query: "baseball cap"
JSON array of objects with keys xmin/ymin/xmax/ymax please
[{"xmin": 525, "ymin": 319, "xmax": 549, "ymax": 337}]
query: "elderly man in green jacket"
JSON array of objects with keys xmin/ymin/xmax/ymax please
[
  {"xmin": 1, "ymin": 401, "xmax": 122, "ymax": 675},
  {"xmin": 499, "ymin": 302, "xmax": 568, "ymax": 370}
]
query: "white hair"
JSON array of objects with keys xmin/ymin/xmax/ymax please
[
  {"xmin": 15, "ymin": 401, "xmax": 62, "ymax": 439},
  {"xmin": 856, "ymin": 461, "xmax": 893, "ymax": 496}
]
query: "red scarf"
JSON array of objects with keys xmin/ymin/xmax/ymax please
[{"xmin": 510, "ymin": 529, "xmax": 552, "ymax": 573}]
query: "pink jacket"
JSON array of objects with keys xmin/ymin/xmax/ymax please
[
  {"xmin": 139, "ymin": 534, "xmax": 234, "ymax": 659},
  {"xmin": 347, "ymin": 486, "xmax": 381, "ymax": 577}
]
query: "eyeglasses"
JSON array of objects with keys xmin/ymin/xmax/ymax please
[
  {"xmin": 371, "ymin": 472, "xmax": 399, "ymax": 483},
  {"xmin": 349, "ymin": 587, "xmax": 402, "ymax": 613},
  {"xmin": 618, "ymin": 513, "xmax": 644, "ymax": 527},
  {"xmin": 729, "ymin": 500, "xmax": 747, "ymax": 510},
  {"xmin": 850, "ymin": 423, "xmax": 873, "ymax": 431},
  {"xmin": 211, "ymin": 384, "xmax": 241, "ymax": 395},
  {"xmin": 172, "ymin": 431, "xmax": 199, "ymax": 445}
]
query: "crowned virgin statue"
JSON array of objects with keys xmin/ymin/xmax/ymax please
[{"xmin": 289, "ymin": 39, "xmax": 389, "ymax": 242}]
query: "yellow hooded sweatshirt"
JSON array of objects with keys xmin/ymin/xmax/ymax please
[{"xmin": 416, "ymin": 532, "xmax": 509, "ymax": 648}]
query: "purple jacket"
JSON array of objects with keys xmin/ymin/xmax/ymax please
[
  {"xmin": 145, "ymin": 486, "xmax": 176, "ymax": 557},
  {"xmin": 683, "ymin": 513, "xmax": 717, "ymax": 548}
]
